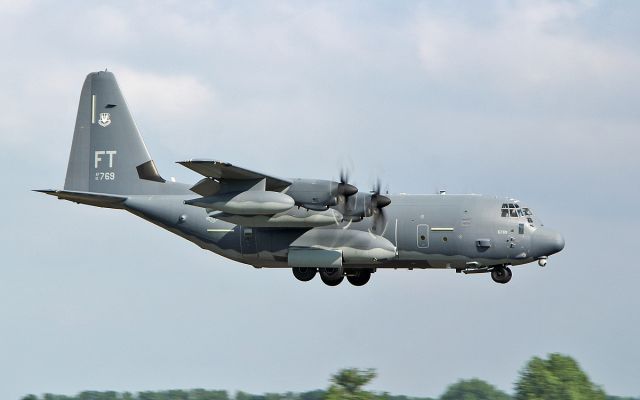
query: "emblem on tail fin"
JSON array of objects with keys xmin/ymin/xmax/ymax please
[{"xmin": 98, "ymin": 112, "xmax": 111, "ymax": 127}]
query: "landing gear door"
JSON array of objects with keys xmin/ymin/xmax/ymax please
[{"xmin": 417, "ymin": 224, "xmax": 429, "ymax": 248}]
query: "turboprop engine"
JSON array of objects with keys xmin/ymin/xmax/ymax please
[{"xmin": 286, "ymin": 178, "xmax": 358, "ymax": 211}]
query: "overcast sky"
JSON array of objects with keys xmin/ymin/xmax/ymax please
[{"xmin": 2, "ymin": 1, "xmax": 640, "ymax": 399}]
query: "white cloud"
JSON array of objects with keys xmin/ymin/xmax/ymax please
[
  {"xmin": 0, "ymin": 0, "xmax": 33, "ymax": 15},
  {"xmin": 90, "ymin": 5, "xmax": 135, "ymax": 44},
  {"xmin": 414, "ymin": 0, "xmax": 640, "ymax": 90},
  {"xmin": 115, "ymin": 67, "xmax": 215, "ymax": 119}
]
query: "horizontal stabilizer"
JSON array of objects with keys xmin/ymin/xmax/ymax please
[
  {"xmin": 178, "ymin": 159, "xmax": 291, "ymax": 191},
  {"xmin": 35, "ymin": 189, "xmax": 127, "ymax": 209}
]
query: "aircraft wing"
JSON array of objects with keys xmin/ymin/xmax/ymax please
[{"xmin": 177, "ymin": 159, "xmax": 291, "ymax": 191}]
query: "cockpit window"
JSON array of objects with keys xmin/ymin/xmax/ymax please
[{"xmin": 501, "ymin": 203, "xmax": 528, "ymax": 218}]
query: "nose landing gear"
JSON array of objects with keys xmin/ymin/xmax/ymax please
[{"xmin": 491, "ymin": 266, "xmax": 512, "ymax": 284}]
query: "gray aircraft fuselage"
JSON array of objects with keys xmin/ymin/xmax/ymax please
[
  {"xmin": 124, "ymin": 189, "xmax": 561, "ymax": 270},
  {"xmin": 39, "ymin": 71, "xmax": 565, "ymax": 286}
]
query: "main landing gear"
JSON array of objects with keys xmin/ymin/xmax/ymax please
[
  {"xmin": 319, "ymin": 268, "xmax": 344, "ymax": 286},
  {"xmin": 346, "ymin": 270, "xmax": 371, "ymax": 286},
  {"xmin": 491, "ymin": 266, "xmax": 512, "ymax": 284},
  {"xmin": 292, "ymin": 267, "xmax": 317, "ymax": 282},
  {"xmin": 292, "ymin": 267, "xmax": 372, "ymax": 287}
]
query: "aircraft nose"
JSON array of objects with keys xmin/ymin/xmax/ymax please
[{"xmin": 531, "ymin": 228, "xmax": 565, "ymax": 258}]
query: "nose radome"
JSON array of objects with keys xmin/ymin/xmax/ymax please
[
  {"xmin": 553, "ymin": 231, "xmax": 565, "ymax": 254},
  {"xmin": 532, "ymin": 228, "xmax": 565, "ymax": 257}
]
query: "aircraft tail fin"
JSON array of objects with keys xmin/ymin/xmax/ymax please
[{"xmin": 63, "ymin": 71, "xmax": 166, "ymax": 195}]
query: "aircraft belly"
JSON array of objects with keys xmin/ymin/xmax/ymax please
[{"xmin": 124, "ymin": 196, "xmax": 246, "ymax": 263}]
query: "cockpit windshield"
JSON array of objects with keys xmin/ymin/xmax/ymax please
[{"xmin": 501, "ymin": 203, "xmax": 535, "ymax": 224}]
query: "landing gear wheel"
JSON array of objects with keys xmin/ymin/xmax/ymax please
[
  {"xmin": 292, "ymin": 267, "xmax": 317, "ymax": 282},
  {"xmin": 491, "ymin": 266, "xmax": 512, "ymax": 284},
  {"xmin": 347, "ymin": 270, "xmax": 371, "ymax": 286},
  {"xmin": 320, "ymin": 267, "xmax": 344, "ymax": 286}
]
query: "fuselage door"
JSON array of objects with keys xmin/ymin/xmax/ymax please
[
  {"xmin": 417, "ymin": 224, "xmax": 429, "ymax": 248},
  {"xmin": 507, "ymin": 223, "xmax": 528, "ymax": 260},
  {"xmin": 241, "ymin": 227, "xmax": 258, "ymax": 256}
]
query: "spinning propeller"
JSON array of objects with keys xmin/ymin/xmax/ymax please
[
  {"xmin": 333, "ymin": 168, "xmax": 358, "ymax": 207},
  {"xmin": 370, "ymin": 178, "xmax": 391, "ymax": 233},
  {"xmin": 330, "ymin": 169, "xmax": 391, "ymax": 232}
]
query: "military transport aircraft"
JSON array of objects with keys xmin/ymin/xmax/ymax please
[{"xmin": 38, "ymin": 71, "xmax": 565, "ymax": 286}]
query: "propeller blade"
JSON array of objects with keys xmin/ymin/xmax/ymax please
[
  {"xmin": 369, "ymin": 177, "xmax": 391, "ymax": 233},
  {"xmin": 371, "ymin": 207, "xmax": 387, "ymax": 233},
  {"xmin": 370, "ymin": 177, "xmax": 390, "ymax": 209},
  {"xmin": 338, "ymin": 167, "xmax": 358, "ymax": 197},
  {"xmin": 374, "ymin": 177, "xmax": 381, "ymax": 195},
  {"xmin": 340, "ymin": 168, "xmax": 349, "ymax": 184}
]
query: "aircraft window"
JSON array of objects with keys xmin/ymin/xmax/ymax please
[
  {"xmin": 501, "ymin": 203, "xmax": 525, "ymax": 217},
  {"xmin": 523, "ymin": 208, "xmax": 533, "ymax": 216},
  {"xmin": 527, "ymin": 217, "xmax": 534, "ymax": 224}
]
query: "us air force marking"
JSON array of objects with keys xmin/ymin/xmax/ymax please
[{"xmin": 98, "ymin": 112, "xmax": 112, "ymax": 127}]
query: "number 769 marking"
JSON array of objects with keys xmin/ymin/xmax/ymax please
[{"xmin": 95, "ymin": 172, "xmax": 116, "ymax": 180}]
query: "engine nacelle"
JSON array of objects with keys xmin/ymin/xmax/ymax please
[{"xmin": 286, "ymin": 179, "xmax": 357, "ymax": 210}]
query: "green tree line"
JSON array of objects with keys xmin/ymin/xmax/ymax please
[{"xmin": 22, "ymin": 354, "xmax": 638, "ymax": 400}]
